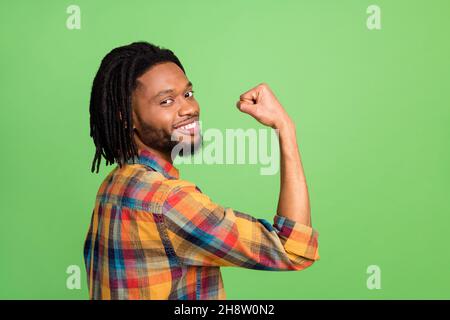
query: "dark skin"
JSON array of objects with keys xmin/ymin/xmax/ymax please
[
  {"xmin": 131, "ymin": 61, "xmax": 311, "ymax": 226},
  {"xmin": 131, "ymin": 62, "xmax": 200, "ymax": 163}
]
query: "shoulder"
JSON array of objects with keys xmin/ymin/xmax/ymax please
[
  {"xmin": 97, "ymin": 164, "xmax": 177, "ymax": 208},
  {"xmin": 119, "ymin": 165, "xmax": 207, "ymax": 209},
  {"xmin": 162, "ymin": 179, "xmax": 203, "ymax": 195},
  {"xmin": 161, "ymin": 179, "xmax": 221, "ymax": 216}
]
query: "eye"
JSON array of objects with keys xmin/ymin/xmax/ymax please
[
  {"xmin": 185, "ymin": 90, "xmax": 194, "ymax": 98},
  {"xmin": 160, "ymin": 98, "xmax": 174, "ymax": 106}
]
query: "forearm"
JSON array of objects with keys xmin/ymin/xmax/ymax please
[{"xmin": 275, "ymin": 118, "xmax": 312, "ymax": 226}]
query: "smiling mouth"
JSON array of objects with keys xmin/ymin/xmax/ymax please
[
  {"xmin": 173, "ymin": 118, "xmax": 200, "ymax": 136},
  {"xmin": 177, "ymin": 121, "xmax": 197, "ymax": 130}
]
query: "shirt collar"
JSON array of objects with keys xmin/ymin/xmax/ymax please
[{"xmin": 127, "ymin": 149, "xmax": 179, "ymax": 180}]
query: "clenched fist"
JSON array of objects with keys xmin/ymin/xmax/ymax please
[{"xmin": 236, "ymin": 83, "xmax": 293, "ymax": 130}]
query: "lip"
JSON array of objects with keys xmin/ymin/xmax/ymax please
[{"xmin": 173, "ymin": 116, "xmax": 199, "ymax": 129}]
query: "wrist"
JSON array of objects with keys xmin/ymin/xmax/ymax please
[
  {"xmin": 273, "ymin": 115, "xmax": 294, "ymax": 131},
  {"xmin": 274, "ymin": 117, "xmax": 296, "ymax": 139}
]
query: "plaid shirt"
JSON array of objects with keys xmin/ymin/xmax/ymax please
[{"xmin": 83, "ymin": 149, "xmax": 320, "ymax": 300}]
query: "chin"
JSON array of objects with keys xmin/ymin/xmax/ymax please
[{"xmin": 174, "ymin": 135, "xmax": 202, "ymax": 157}]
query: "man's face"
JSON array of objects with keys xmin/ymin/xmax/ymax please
[{"xmin": 131, "ymin": 62, "xmax": 201, "ymax": 158}]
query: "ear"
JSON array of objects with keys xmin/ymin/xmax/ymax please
[{"xmin": 131, "ymin": 108, "xmax": 139, "ymax": 131}]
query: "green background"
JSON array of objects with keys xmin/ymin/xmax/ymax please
[{"xmin": 1, "ymin": 0, "xmax": 449, "ymax": 299}]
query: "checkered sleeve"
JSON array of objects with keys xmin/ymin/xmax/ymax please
[{"xmin": 161, "ymin": 181, "xmax": 319, "ymax": 271}]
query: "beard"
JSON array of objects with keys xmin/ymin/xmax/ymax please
[{"xmin": 138, "ymin": 122, "xmax": 202, "ymax": 160}]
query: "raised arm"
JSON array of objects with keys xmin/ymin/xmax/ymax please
[
  {"xmin": 158, "ymin": 83, "xmax": 318, "ymax": 270},
  {"xmin": 236, "ymin": 83, "xmax": 311, "ymax": 226}
]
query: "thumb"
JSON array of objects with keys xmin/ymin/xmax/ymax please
[{"xmin": 236, "ymin": 100, "xmax": 259, "ymax": 118}]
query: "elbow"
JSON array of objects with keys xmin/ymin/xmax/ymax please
[
  {"xmin": 291, "ymin": 257, "xmax": 318, "ymax": 271},
  {"xmin": 291, "ymin": 251, "xmax": 320, "ymax": 271}
]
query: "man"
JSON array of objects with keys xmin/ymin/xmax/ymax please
[{"xmin": 84, "ymin": 41, "xmax": 319, "ymax": 300}]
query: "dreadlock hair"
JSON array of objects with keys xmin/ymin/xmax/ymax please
[{"xmin": 89, "ymin": 41, "xmax": 185, "ymax": 173}]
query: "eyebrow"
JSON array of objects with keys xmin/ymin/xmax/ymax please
[{"xmin": 154, "ymin": 81, "xmax": 193, "ymax": 98}]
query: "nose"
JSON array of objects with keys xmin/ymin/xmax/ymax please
[{"xmin": 178, "ymin": 98, "xmax": 199, "ymax": 117}]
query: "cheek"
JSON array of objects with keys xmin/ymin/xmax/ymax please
[{"xmin": 146, "ymin": 108, "xmax": 175, "ymax": 132}]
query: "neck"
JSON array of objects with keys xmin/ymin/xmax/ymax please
[{"xmin": 133, "ymin": 135, "xmax": 174, "ymax": 164}]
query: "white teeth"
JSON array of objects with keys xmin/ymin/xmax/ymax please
[{"xmin": 179, "ymin": 122, "xmax": 196, "ymax": 130}]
